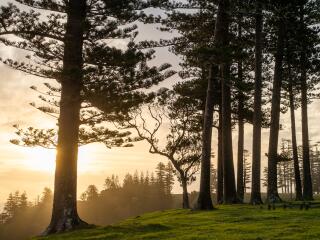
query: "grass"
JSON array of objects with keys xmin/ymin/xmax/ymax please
[{"xmin": 34, "ymin": 204, "xmax": 320, "ymax": 240}]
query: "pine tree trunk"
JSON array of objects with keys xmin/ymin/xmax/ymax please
[
  {"xmin": 44, "ymin": 0, "xmax": 87, "ymax": 234},
  {"xmin": 210, "ymin": 0, "xmax": 238, "ymax": 205},
  {"xmin": 250, "ymin": 0, "xmax": 263, "ymax": 205},
  {"xmin": 237, "ymin": 114, "xmax": 244, "ymax": 202},
  {"xmin": 267, "ymin": 18, "xmax": 285, "ymax": 203},
  {"xmin": 301, "ymin": 57, "xmax": 313, "ymax": 201},
  {"xmin": 300, "ymin": 5, "xmax": 313, "ymax": 201},
  {"xmin": 243, "ymin": 165, "xmax": 247, "ymax": 193},
  {"xmin": 196, "ymin": 65, "xmax": 215, "ymax": 210},
  {"xmin": 222, "ymin": 64, "xmax": 238, "ymax": 204},
  {"xmin": 217, "ymin": 113, "xmax": 223, "ymax": 204},
  {"xmin": 196, "ymin": 0, "xmax": 232, "ymax": 210},
  {"xmin": 236, "ymin": 15, "xmax": 244, "ymax": 203},
  {"xmin": 181, "ymin": 178, "xmax": 190, "ymax": 209},
  {"xmin": 288, "ymin": 67, "xmax": 303, "ymax": 201}
]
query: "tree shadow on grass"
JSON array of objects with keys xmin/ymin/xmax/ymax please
[
  {"xmin": 78, "ymin": 223, "xmax": 171, "ymax": 239},
  {"xmin": 103, "ymin": 223, "xmax": 171, "ymax": 234}
]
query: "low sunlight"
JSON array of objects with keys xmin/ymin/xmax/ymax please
[
  {"xmin": 21, "ymin": 147, "xmax": 55, "ymax": 172},
  {"xmin": 20, "ymin": 146, "xmax": 95, "ymax": 173}
]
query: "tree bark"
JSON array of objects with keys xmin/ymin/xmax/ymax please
[
  {"xmin": 217, "ymin": 112, "xmax": 223, "ymax": 204},
  {"xmin": 196, "ymin": 65, "xmax": 215, "ymax": 210},
  {"xmin": 236, "ymin": 16, "xmax": 244, "ymax": 203},
  {"xmin": 299, "ymin": 5, "xmax": 313, "ymax": 201},
  {"xmin": 267, "ymin": 18, "xmax": 286, "ymax": 203},
  {"xmin": 204, "ymin": 0, "xmax": 236, "ymax": 205},
  {"xmin": 250, "ymin": 0, "xmax": 263, "ymax": 205},
  {"xmin": 288, "ymin": 66, "xmax": 303, "ymax": 201},
  {"xmin": 222, "ymin": 63, "xmax": 238, "ymax": 204},
  {"xmin": 237, "ymin": 109, "xmax": 244, "ymax": 202},
  {"xmin": 196, "ymin": 0, "xmax": 233, "ymax": 210},
  {"xmin": 210, "ymin": 0, "xmax": 238, "ymax": 204},
  {"xmin": 44, "ymin": 0, "xmax": 87, "ymax": 234},
  {"xmin": 181, "ymin": 177, "xmax": 190, "ymax": 209}
]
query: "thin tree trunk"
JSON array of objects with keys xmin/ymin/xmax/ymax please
[
  {"xmin": 237, "ymin": 118, "xmax": 244, "ymax": 202},
  {"xmin": 236, "ymin": 70, "xmax": 244, "ymax": 203},
  {"xmin": 301, "ymin": 58, "xmax": 313, "ymax": 201},
  {"xmin": 196, "ymin": 65, "xmax": 215, "ymax": 210},
  {"xmin": 181, "ymin": 177, "xmax": 190, "ymax": 209},
  {"xmin": 250, "ymin": 0, "xmax": 263, "ymax": 205},
  {"xmin": 243, "ymin": 164, "xmax": 247, "ymax": 193},
  {"xmin": 299, "ymin": 5, "xmax": 313, "ymax": 201},
  {"xmin": 44, "ymin": 0, "xmax": 87, "ymax": 234},
  {"xmin": 284, "ymin": 164, "xmax": 287, "ymax": 193},
  {"xmin": 288, "ymin": 66, "xmax": 303, "ymax": 201},
  {"xmin": 236, "ymin": 15, "xmax": 244, "ymax": 203},
  {"xmin": 267, "ymin": 18, "xmax": 286, "ymax": 203},
  {"xmin": 222, "ymin": 63, "xmax": 238, "ymax": 204},
  {"xmin": 217, "ymin": 111, "xmax": 223, "ymax": 204}
]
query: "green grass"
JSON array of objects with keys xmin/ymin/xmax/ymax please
[{"xmin": 35, "ymin": 205, "xmax": 320, "ymax": 240}]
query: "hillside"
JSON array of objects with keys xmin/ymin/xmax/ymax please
[{"xmin": 35, "ymin": 204, "xmax": 320, "ymax": 240}]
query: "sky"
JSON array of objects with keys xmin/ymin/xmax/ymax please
[{"xmin": 0, "ymin": 1, "xmax": 320, "ymax": 209}]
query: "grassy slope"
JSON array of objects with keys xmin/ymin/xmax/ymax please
[{"xmin": 35, "ymin": 205, "xmax": 320, "ymax": 240}]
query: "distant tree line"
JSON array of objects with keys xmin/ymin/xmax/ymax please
[
  {"xmin": 0, "ymin": 188, "xmax": 52, "ymax": 240},
  {"xmin": 79, "ymin": 162, "xmax": 176, "ymax": 224},
  {"xmin": 261, "ymin": 139, "xmax": 320, "ymax": 198},
  {"xmin": 0, "ymin": 162, "xmax": 176, "ymax": 240}
]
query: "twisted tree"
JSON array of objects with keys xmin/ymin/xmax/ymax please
[{"xmin": 122, "ymin": 89, "xmax": 202, "ymax": 209}]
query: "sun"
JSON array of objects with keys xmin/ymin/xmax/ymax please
[
  {"xmin": 21, "ymin": 146, "xmax": 95, "ymax": 173},
  {"xmin": 22, "ymin": 147, "xmax": 56, "ymax": 172}
]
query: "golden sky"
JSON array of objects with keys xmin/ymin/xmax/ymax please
[{"xmin": 1, "ymin": 57, "xmax": 320, "ymax": 207}]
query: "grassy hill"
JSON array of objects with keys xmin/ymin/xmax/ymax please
[{"xmin": 35, "ymin": 204, "xmax": 320, "ymax": 240}]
